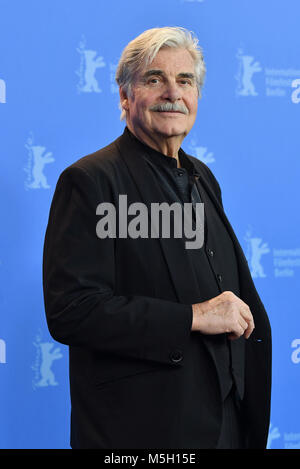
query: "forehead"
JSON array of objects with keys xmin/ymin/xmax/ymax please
[{"xmin": 141, "ymin": 47, "xmax": 196, "ymax": 74}]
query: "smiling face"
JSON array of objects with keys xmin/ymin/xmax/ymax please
[{"xmin": 120, "ymin": 47, "xmax": 199, "ymax": 154}]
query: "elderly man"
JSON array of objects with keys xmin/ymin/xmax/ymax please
[{"xmin": 43, "ymin": 27, "xmax": 271, "ymax": 449}]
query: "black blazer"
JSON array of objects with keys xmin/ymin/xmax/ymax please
[{"xmin": 43, "ymin": 128, "xmax": 272, "ymax": 449}]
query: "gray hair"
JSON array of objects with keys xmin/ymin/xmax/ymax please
[{"xmin": 115, "ymin": 26, "xmax": 206, "ymax": 120}]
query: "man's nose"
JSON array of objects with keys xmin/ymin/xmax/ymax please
[{"xmin": 161, "ymin": 82, "xmax": 182, "ymax": 101}]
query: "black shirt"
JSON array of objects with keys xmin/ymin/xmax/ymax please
[{"xmin": 125, "ymin": 127, "xmax": 244, "ymax": 402}]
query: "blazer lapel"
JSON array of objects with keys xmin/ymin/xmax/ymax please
[{"xmin": 116, "ymin": 130, "xmax": 200, "ymax": 305}]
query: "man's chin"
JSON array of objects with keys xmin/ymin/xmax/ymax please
[{"xmin": 152, "ymin": 124, "xmax": 188, "ymax": 139}]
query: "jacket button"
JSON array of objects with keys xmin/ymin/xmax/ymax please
[
  {"xmin": 217, "ymin": 274, "xmax": 223, "ymax": 282},
  {"xmin": 170, "ymin": 350, "xmax": 183, "ymax": 363},
  {"xmin": 208, "ymin": 248, "xmax": 214, "ymax": 257}
]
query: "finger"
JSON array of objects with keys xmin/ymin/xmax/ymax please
[
  {"xmin": 240, "ymin": 307, "xmax": 255, "ymax": 331},
  {"xmin": 243, "ymin": 320, "xmax": 255, "ymax": 339},
  {"xmin": 240, "ymin": 306, "xmax": 254, "ymax": 325},
  {"xmin": 228, "ymin": 318, "xmax": 250, "ymax": 340},
  {"xmin": 238, "ymin": 317, "xmax": 249, "ymax": 332},
  {"xmin": 231, "ymin": 322, "xmax": 246, "ymax": 339},
  {"xmin": 229, "ymin": 320, "xmax": 254, "ymax": 340},
  {"xmin": 238, "ymin": 309, "xmax": 255, "ymax": 339}
]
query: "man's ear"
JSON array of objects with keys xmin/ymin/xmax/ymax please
[{"xmin": 119, "ymin": 87, "xmax": 129, "ymax": 112}]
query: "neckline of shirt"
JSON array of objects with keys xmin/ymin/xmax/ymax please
[{"xmin": 124, "ymin": 126, "xmax": 195, "ymax": 175}]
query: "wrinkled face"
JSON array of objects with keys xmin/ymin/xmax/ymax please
[{"xmin": 121, "ymin": 47, "xmax": 199, "ymax": 143}]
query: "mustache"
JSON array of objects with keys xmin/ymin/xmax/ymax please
[{"xmin": 149, "ymin": 102, "xmax": 189, "ymax": 114}]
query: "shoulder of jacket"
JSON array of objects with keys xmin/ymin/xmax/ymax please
[{"xmin": 59, "ymin": 136, "xmax": 124, "ymax": 183}]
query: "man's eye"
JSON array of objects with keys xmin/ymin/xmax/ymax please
[
  {"xmin": 148, "ymin": 77, "xmax": 160, "ymax": 84},
  {"xmin": 180, "ymin": 79, "xmax": 192, "ymax": 85}
]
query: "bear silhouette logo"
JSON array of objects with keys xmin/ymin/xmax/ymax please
[
  {"xmin": 24, "ymin": 133, "xmax": 54, "ymax": 189},
  {"xmin": 32, "ymin": 333, "xmax": 63, "ymax": 389},
  {"xmin": 245, "ymin": 230, "xmax": 270, "ymax": 278},
  {"xmin": 236, "ymin": 48, "xmax": 262, "ymax": 96},
  {"xmin": 76, "ymin": 35, "xmax": 106, "ymax": 93}
]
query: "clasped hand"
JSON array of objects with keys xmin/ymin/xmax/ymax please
[{"xmin": 192, "ymin": 291, "xmax": 255, "ymax": 340}]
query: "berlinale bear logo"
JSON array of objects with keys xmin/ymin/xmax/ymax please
[
  {"xmin": 32, "ymin": 331, "xmax": 63, "ymax": 389},
  {"xmin": 245, "ymin": 229, "xmax": 270, "ymax": 278},
  {"xmin": 24, "ymin": 133, "xmax": 54, "ymax": 190},
  {"xmin": 235, "ymin": 48, "xmax": 262, "ymax": 96},
  {"xmin": 76, "ymin": 35, "xmax": 106, "ymax": 93}
]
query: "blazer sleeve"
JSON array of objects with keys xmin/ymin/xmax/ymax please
[{"xmin": 42, "ymin": 165, "xmax": 193, "ymax": 365}]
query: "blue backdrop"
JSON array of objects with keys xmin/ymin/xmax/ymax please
[{"xmin": 1, "ymin": 0, "xmax": 299, "ymax": 449}]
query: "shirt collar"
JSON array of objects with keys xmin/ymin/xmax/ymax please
[{"xmin": 124, "ymin": 126, "xmax": 196, "ymax": 175}]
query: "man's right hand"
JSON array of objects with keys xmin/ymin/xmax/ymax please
[{"xmin": 191, "ymin": 291, "xmax": 255, "ymax": 340}]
